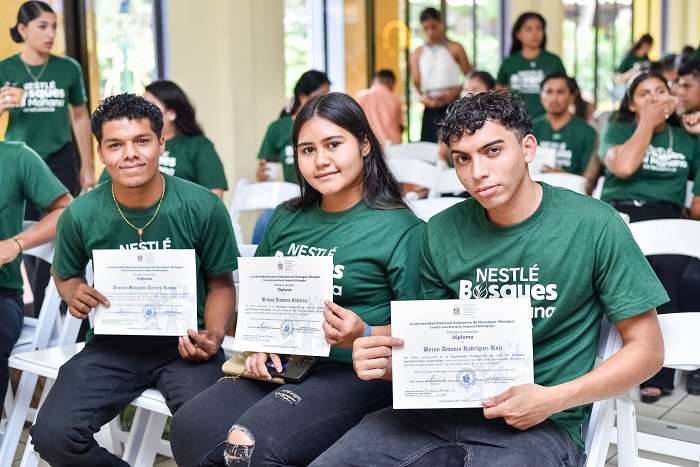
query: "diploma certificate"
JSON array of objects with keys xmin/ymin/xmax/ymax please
[
  {"xmin": 233, "ymin": 256, "xmax": 333, "ymax": 356},
  {"xmin": 92, "ymin": 249, "xmax": 197, "ymax": 336},
  {"xmin": 391, "ymin": 298, "xmax": 533, "ymax": 409}
]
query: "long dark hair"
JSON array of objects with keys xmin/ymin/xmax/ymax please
[
  {"xmin": 614, "ymin": 71, "xmax": 681, "ymax": 126},
  {"xmin": 282, "ymin": 70, "xmax": 330, "ymax": 117},
  {"xmin": 509, "ymin": 12, "xmax": 546, "ymax": 56},
  {"xmin": 627, "ymin": 34, "xmax": 653, "ymax": 56},
  {"xmin": 145, "ymin": 80, "xmax": 203, "ymax": 136},
  {"xmin": 10, "ymin": 1, "xmax": 54, "ymax": 43},
  {"xmin": 287, "ymin": 92, "xmax": 408, "ymax": 211}
]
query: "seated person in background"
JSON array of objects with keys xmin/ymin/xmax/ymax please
[
  {"xmin": 464, "ymin": 70, "xmax": 496, "ymax": 95},
  {"xmin": 311, "ymin": 91, "xmax": 667, "ymax": 467},
  {"xmin": 676, "ymin": 60, "xmax": 700, "ymax": 115},
  {"xmin": 29, "ymin": 93, "xmax": 240, "ymax": 467},
  {"xmin": 99, "ymin": 80, "xmax": 228, "ymax": 199},
  {"xmin": 355, "ymin": 69, "xmax": 403, "ymax": 146},
  {"xmin": 0, "ymin": 141, "xmax": 71, "ymax": 406},
  {"xmin": 532, "ymin": 72, "xmax": 598, "ymax": 176}
]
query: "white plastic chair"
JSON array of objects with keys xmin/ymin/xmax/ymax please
[
  {"xmin": 386, "ymin": 141, "xmax": 440, "ymax": 163},
  {"xmin": 388, "ymin": 158, "xmax": 442, "ymax": 192},
  {"xmin": 229, "ymin": 179, "xmax": 299, "ymax": 244},
  {"xmin": 411, "ymin": 197, "xmax": 464, "ymax": 222},
  {"xmin": 618, "ymin": 220, "xmax": 700, "ymax": 465},
  {"xmin": 534, "ymin": 173, "xmax": 587, "ymax": 194},
  {"xmin": 427, "ymin": 168, "xmax": 467, "ymax": 199}
]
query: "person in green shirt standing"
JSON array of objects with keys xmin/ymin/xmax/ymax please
[
  {"xmin": 0, "ymin": 141, "xmax": 70, "ymax": 408},
  {"xmin": 618, "ymin": 34, "xmax": 653, "ymax": 76},
  {"xmin": 599, "ymin": 71, "xmax": 700, "ymax": 404},
  {"xmin": 532, "ymin": 72, "xmax": 598, "ymax": 175},
  {"xmin": 98, "ymin": 80, "xmax": 228, "ymax": 199},
  {"xmin": 0, "ymin": 1, "xmax": 94, "ymax": 318},
  {"xmin": 170, "ymin": 92, "xmax": 425, "ymax": 466},
  {"xmin": 497, "ymin": 12, "xmax": 566, "ymax": 118},
  {"xmin": 311, "ymin": 91, "xmax": 667, "ymax": 467},
  {"xmin": 29, "ymin": 94, "xmax": 240, "ymax": 467}
]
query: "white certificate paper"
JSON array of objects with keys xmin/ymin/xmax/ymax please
[
  {"xmin": 531, "ymin": 146, "xmax": 557, "ymax": 174},
  {"xmin": 92, "ymin": 249, "xmax": 197, "ymax": 336},
  {"xmin": 233, "ymin": 256, "xmax": 333, "ymax": 356},
  {"xmin": 391, "ymin": 298, "xmax": 533, "ymax": 409}
]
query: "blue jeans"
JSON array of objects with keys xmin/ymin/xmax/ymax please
[
  {"xmin": 29, "ymin": 335, "xmax": 226, "ymax": 467},
  {"xmin": 0, "ymin": 289, "xmax": 24, "ymax": 399},
  {"xmin": 170, "ymin": 362, "xmax": 393, "ymax": 466},
  {"xmin": 310, "ymin": 408, "xmax": 585, "ymax": 467}
]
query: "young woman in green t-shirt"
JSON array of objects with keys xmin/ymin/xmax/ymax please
[
  {"xmin": 170, "ymin": 93, "xmax": 426, "ymax": 466},
  {"xmin": 600, "ymin": 71, "xmax": 699, "ymax": 403}
]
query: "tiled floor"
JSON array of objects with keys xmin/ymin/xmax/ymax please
[
  {"xmin": 605, "ymin": 381, "xmax": 700, "ymax": 466},
  {"xmin": 10, "ymin": 385, "xmax": 700, "ymax": 466}
]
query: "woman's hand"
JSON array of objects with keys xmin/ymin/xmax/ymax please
[
  {"xmin": 0, "ymin": 86, "xmax": 20, "ymax": 113},
  {"xmin": 245, "ymin": 351, "xmax": 282, "ymax": 379},
  {"xmin": 256, "ymin": 160, "xmax": 268, "ymax": 182},
  {"xmin": 322, "ymin": 301, "xmax": 366, "ymax": 348},
  {"xmin": 638, "ymin": 96, "xmax": 676, "ymax": 129},
  {"xmin": 79, "ymin": 166, "xmax": 95, "ymax": 193}
]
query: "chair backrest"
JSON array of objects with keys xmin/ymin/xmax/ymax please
[
  {"xmin": 233, "ymin": 244, "xmax": 258, "ymax": 283},
  {"xmin": 583, "ymin": 317, "xmax": 624, "ymax": 464},
  {"xmin": 386, "ymin": 142, "xmax": 440, "ymax": 163},
  {"xmin": 627, "ymin": 219, "xmax": 700, "ymax": 258},
  {"xmin": 685, "ymin": 180, "xmax": 694, "ymax": 209},
  {"xmin": 534, "ymin": 173, "xmax": 587, "ymax": 194},
  {"xmin": 229, "ymin": 179, "xmax": 299, "ymax": 244},
  {"xmin": 428, "ymin": 168, "xmax": 467, "ymax": 199},
  {"xmin": 411, "ymin": 197, "xmax": 464, "ymax": 222},
  {"xmin": 591, "ymin": 176, "xmax": 605, "ymax": 200},
  {"xmin": 388, "ymin": 158, "xmax": 442, "ymax": 189},
  {"xmin": 657, "ymin": 312, "xmax": 700, "ymax": 371}
]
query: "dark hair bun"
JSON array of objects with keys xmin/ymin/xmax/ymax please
[{"xmin": 10, "ymin": 25, "xmax": 24, "ymax": 43}]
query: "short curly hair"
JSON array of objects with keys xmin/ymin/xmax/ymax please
[
  {"xmin": 91, "ymin": 93, "xmax": 163, "ymax": 143},
  {"xmin": 438, "ymin": 90, "xmax": 532, "ymax": 147}
]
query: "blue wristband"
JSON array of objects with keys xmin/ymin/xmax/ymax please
[{"xmin": 364, "ymin": 322, "xmax": 371, "ymax": 337}]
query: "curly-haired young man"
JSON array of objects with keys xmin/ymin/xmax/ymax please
[
  {"xmin": 29, "ymin": 93, "xmax": 240, "ymax": 467},
  {"xmin": 312, "ymin": 91, "xmax": 668, "ymax": 466}
]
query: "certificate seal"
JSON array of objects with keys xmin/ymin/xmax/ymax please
[
  {"xmin": 143, "ymin": 306, "xmax": 158, "ymax": 320},
  {"xmin": 456, "ymin": 369, "xmax": 477, "ymax": 388},
  {"xmin": 280, "ymin": 321, "xmax": 295, "ymax": 337}
]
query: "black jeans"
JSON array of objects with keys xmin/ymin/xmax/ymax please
[
  {"xmin": 609, "ymin": 201, "xmax": 697, "ymax": 390},
  {"xmin": 24, "ymin": 142, "xmax": 79, "ymax": 316},
  {"xmin": 0, "ymin": 289, "xmax": 24, "ymax": 399},
  {"xmin": 29, "ymin": 335, "xmax": 226, "ymax": 467}
]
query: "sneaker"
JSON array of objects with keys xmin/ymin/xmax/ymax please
[{"xmin": 687, "ymin": 369, "xmax": 700, "ymax": 395}]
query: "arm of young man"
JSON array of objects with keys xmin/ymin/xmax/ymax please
[
  {"xmin": 0, "ymin": 193, "xmax": 71, "ymax": 267},
  {"xmin": 481, "ymin": 309, "xmax": 663, "ymax": 430},
  {"xmin": 178, "ymin": 271, "xmax": 236, "ymax": 361}
]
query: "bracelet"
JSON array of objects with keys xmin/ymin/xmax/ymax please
[
  {"xmin": 11, "ymin": 237, "xmax": 22, "ymax": 253},
  {"xmin": 364, "ymin": 322, "xmax": 371, "ymax": 337}
]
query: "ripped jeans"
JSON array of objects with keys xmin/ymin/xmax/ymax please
[{"xmin": 170, "ymin": 362, "xmax": 392, "ymax": 466}]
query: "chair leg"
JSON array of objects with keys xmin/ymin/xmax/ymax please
[
  {"xmin": 108, "ymin": 416, "xmax": 126, "ymax": 456},
  {"xmin": 0, "ymin": 372, "xmax": 40, "ymax": 467},
  {"xmin": 122, "ymin": 407, "xmax": 167, "ymax": 467}
]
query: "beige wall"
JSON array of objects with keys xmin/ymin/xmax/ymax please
[
  {"xmin": 165, "ymin": 0, "xmax": 285, "ymax": 213},
  {"xmin": 667, "ymin": 0, "xmax": 700, "ymax": 54},
  {"xmin": 509, "ymin": 1, "xmax": 564, "ymax": 57}
]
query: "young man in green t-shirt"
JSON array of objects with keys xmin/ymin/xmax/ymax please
[
  {"xmin": 0, "ymin": 141, "xmax": 70, "ymax": 406},
  {"xmin": 311, "ymin": 92, "xmax": 668, "ymax": 467},
  {"xmin": 532, "ymin": 72, "xmax": 598, "ymax": 176},
  {"xmin": 29, "ymin": 94, "xmax": 239, "ymax": 467}
]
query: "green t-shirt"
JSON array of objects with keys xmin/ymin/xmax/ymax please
[
  {"xmin": 257, "ymin": 115, "xmax": 297, "ymax": 184},
  {"xmin": 53, "ymin": 174, "xmax": 240, "ymax": 333},
  {"xmin": 598, "ymin": 121, "xmax": 699, "ymax": 208},
  {"xmin": 98, "ymin": 134, "xmax": 228, "ymax": 190},
  {"xmin": 0, "ymin": 142, "xmax": 68, "ymax": 294},
  {"xmin": 618, "ymin": 53, "xmax": 648, "ymax": 73},
  {"xmin": 0, "ymin": 54, "xmax": 87, "ymax": 159},
  {"xmin": 496, "ymin": 51, "xmax": 566, "ymax": 118},
  {"xmin": 420, "ymin": 183, "xmax": 668, "ymax": 449},
  {"xmin": 256, "ymin": 200, "xmax": 425, "ymax": 364},
  {"xmin": 532, "ymin": 115, "xmax": 598, "ymax": 175}
]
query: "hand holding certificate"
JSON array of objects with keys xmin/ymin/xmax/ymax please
[
  {"xmin": 391, "ymin": 298, "xmax": 533, "ymax": 409},
  {"xmin": 233, "ymin": 256, "xmax": 334, "ymax": 356},
  {"xmin": 92, "ymin": 249, "xmax": 198, "ymax": 336}
]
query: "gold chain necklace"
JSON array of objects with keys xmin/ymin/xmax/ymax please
[{"xmin": 111, "ymin": 174, "xmax": 166, "ymax": 243}]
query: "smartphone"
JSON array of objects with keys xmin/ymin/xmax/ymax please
[{"xmin": 266, "ymin": 355, "xmax": 317, "ymax": 383}]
